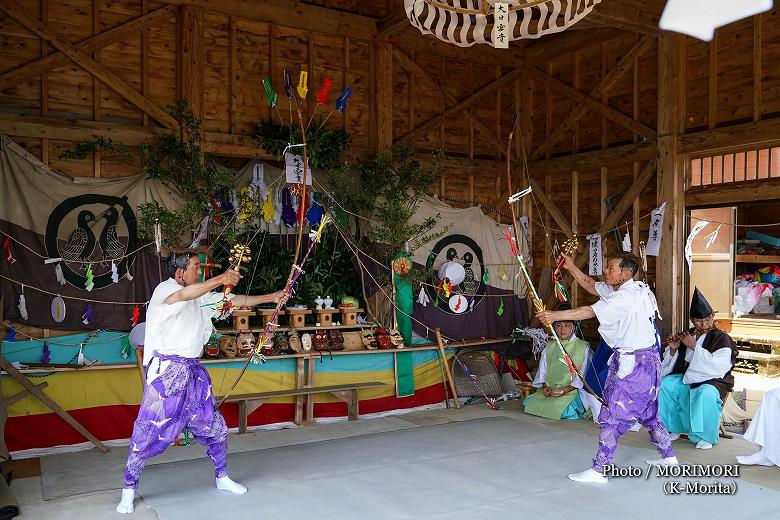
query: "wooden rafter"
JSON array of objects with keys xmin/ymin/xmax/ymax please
[
  {"xmin": 528, "ymin": 177, "xmax": 575, "ymax": 238},
  {"xmin": 524, "ymin": 27, "xmax": 629, "ymax": 64},
  {"xmin": 527, "ymin": 142, "xmax": 655, "ymax": 175},
  {"xmin": 393, "ymin": 48, "xmax": 506, "ymax": 156},
  {"xmin": 0, "ymin": 5, "xmax": 175, "ymax": 93},
  {"xmin": 530, "ymin": 35, "xmax": 654, "ymax": 160},
  {"xmin": 161, "ymin": 0, "xmax": 377, "ymax": 40},
  {"xmin": 0, "ymin": 0, "xmax": 179, "ymax": 129},
  {"xmin": 531, "ymin": 68, "xmax": 656, "ymax": 137},
  {"xmin": 680, "ymin": 115, "xmax": 780, "ymax": 155},
  {"xmin": 397, "ymin": 67, "xmax": 523, "ymax": 145}
]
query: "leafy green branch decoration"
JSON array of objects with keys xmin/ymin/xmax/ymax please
[
  {"xmin": 255, "ymin": 119, "xmax": 350, "ymax": 169},
  {"xmin": 61, "ymin": 100, "xmax": 236, "ymax": 248}
]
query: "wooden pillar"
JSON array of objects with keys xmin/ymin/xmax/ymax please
[
  {"xmin": 655, "ymin": 33, "xmax": 686, "ymax": 337},
  {"xmin": 374, "ymin": 37, "xmax": 393, "ymax": 154},
  {"xmin": 177, "ymin": 5, "xmax": 204, "ymax": 121}
]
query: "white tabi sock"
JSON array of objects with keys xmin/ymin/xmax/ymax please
[
  {"xmin": 669, "ymin": 432, "xmax": 681, "ymax": 441},
  {"xmin": 116, "ymin": 488, "xmax": 135, "ymax": 514},
  {"xmin": 646, "ymin": 456, "xmax": 679, "ymax": 466},
  {"xmin": 736, "ymin": 448, "xmax": 774, "ymax": 466},
  {"xmin": 216, "ymin": 475, "xmax": 248, "ymax": 494},
  {"xmin": 568, "ymin": 468, "xmax": 608, "ymax": 484},
  {"xmin": 695, "ymin": 440, "xmax": 713, "ymax": 450}
]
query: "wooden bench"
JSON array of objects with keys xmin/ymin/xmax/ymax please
[{"xmin": 218, "ymin": 382, "xmax": 386, "ymax": 433}]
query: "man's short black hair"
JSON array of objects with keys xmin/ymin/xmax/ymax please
[
  {"xmin": 606, "ymin": 251, "xmax": 639, "ymax": 277},
  {"xmin": 166, "ymin": 252, "xmax": 197, "ymax": 279}
]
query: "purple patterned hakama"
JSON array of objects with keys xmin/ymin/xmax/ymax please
[
  {"xmin": 592, "ymin": 347, "xmax": 675, "ymax": 473},
  {"xmin": 123, "ymin": 353, "xmax": 228, "ymax": 490}
]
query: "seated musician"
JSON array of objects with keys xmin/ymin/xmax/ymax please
[
  {"xmin": 523, "ymin": 303, "xmax": 591, "ymax": 420},
  {"xmin": 658, "ymin": 288, "xmax": 738, "ymax": 449}
]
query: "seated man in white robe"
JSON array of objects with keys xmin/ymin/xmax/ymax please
[
  {"xmin": 659, "ymin": 287, "xmax": 738, "ymax": 450},
  {"xmin": 737, "ymin": 386, "xmax": 780, "ymax": 467},
  {"xmin": 523, "ymin": 304, "xmax": 591, "ymax": 420}
]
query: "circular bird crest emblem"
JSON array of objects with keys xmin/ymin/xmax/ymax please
[
  {"xmin": 45, "ymin": 195, "xmax": 138, "ymax": 289},
  {"xmin": 424, "ymin": 234, "xmax": 486, "ymax": 314}
]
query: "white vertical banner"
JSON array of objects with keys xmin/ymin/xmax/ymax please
[
  {"xmin": 646, "ymin": 202, "xmax": 667, "ymax": 256},
  {"xmin": 492, "ymin": 2, "xmax": 510, "ymax": 48},
  {"xmin": 518, "ymin": 216, "xmax": 532, "ymax": 266},
  {"xmin": 622, "ymin": 230, "xmax": 632, "ymax": 252},
  {"xmin": 284, "ymin": 153, "xmax": 312, "ymax": 185},
  {"xmin": 587, "ymin": 233, "xmax": 603, "ymax": 276},
  {"xmin": 685, "ymin": 220, "xmax": 709, "ymax": 274}
]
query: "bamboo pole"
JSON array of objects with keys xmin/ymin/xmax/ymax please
[{"xmin": 434, "ymin": 328, "xmax": 460, "ymax": 409}]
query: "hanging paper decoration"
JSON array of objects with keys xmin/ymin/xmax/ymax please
[
  {"xmin": 262, "ymin": 186, "xmax": 275, "ymax": 222},
  {"xmin": 2, "ymin": 236, "xmax": 15, "ymax": 264},
  {"xmin": 703, "ymin": 223, "xmax": 724, "ymax": 250},
  {"xmin": 685, "ymin": 220, "xmax": 710, "ymax": 275},
  {"xmin": 646, "ymin": 202, "xmax": 667, "ymax": 256},
  {"xmin": 297, "ymin": 71, "xmax": 308, "ymax": 99},
  {"xmin": 51, "ymin": 295, "xmax": 66, "ymax": 322},
  {"xmin": 272, "ymin": 185, "xmax": 283, "ymax": 226},
  {"xmin": 190, "ymin": 216, "xmax": 209, "ymax": 248},
  {"xmin": 209, "ymin": 196, "xmax": 223, "ymax": 225},
  {"xmin": 82, "ymin": 303, "xmax": 92, "ymax": 326},
  {"xmin": 498, "ymin": 266, "xmax": 508, "ymax": 282},
  {"xmin": 85, "ymin": 263, "xmax": 94, "ymax": 291},
  {"xmin": 622, "ymin": 227, "xmax": 632, "ymax": 252},
  {"xmin": 280, "ymin": 186, "xmax": 298, "ymax": 227},
  {"xmin": 305, "ymin": 192, "xmax": 325, "ymax": 227},
  {"xmin": 6, "ymin": 326, "xmax": 15, "ymax": 342},
  {"xmin": 77, "ymin": 343, "xmax": 86, "ymax": 366},
  {"xmin": 249, "ymin": 163, "xmax": 269, "ymax": 201},
  {"xmin": 496, "ymin": 296, "xmax": 504, "ymax": 317},
  {"xmin": 469, "ymin": 299, "xmax": 475, "ymax": 311},
  {"xmin": 54, "ymin": 262, "xmax": 66, "ymax": 285},
  {"xmin": 316, "ymin": 78, "xmax": 333, "ymax": 105},
  {"xmin": 40, "ymin": 340, "xmax": 50, "ymax": 364},
  {"xmin": 335, "ymin": 87, "xmax": 352, "ymax": 113},
  {"xmin": 417, "ymin": 286, "xmax": 430, "ymax": 306},
  {"xmin": 17, "ymin": 289, "xmax": 28, "ymax": 320},
  {"xmin": 552, "ymin": 239, "xmax": 560, "ymax": 258},
  {"xmin": 131, "ymin": 304, "xmax": 140, "ymax": 326},
  {"xmin": 154, "ymin": 219, "xmax": 162, "ymax": 254},
  {"xmin": 586, "ymin": 233, "xmax": 603, "ymax": 276},
  {"xmin": 121, "ymin": 336, "xmax": 132, "ymax": 359},
  {"xmin": 111, "ymin": 261, "xmax": 119, "ymax": 284},
  {"xmin": 482, "ymin": 267, "xmax": 490, "ymax": 283},
  {"xmin": 262, "ymin": 77, "xmax": 278, "ymax": 107},
  {"xmin": 283, "ymin": 69, "xmax": 293, "ymax": 98}
]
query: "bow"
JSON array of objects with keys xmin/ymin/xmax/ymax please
[
  {"xmin": 216, "ymin": 95, "xmax": 315, "ymax": 408},
  {"xmin": 501, "ymin": 114, "xmax": 607, "ymax": 409}
]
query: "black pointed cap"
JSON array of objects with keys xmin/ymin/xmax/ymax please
[{"xmin": 690, "ymin": 287, "xmax": 714, "ymax": 319}]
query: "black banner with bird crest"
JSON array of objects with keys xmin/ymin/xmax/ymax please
[{"xmin": 0, "ymin": 136, "xmax": 182, "ymax": 330}]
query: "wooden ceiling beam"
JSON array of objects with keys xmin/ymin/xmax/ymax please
[
  {"xmin": 0, "ymin": 0, "xmax": 179, "ymax": 129},
  {"xmin": 680, "ymin": 116, "xmax": 780, "ymax": 155},
  {"xmin": 588, "ymin": 1, "xmax": 662, "ymax": 36},
  {"xmin": 532, "ymin": 67, "xmax": 656, "ymax": 137},
  {"xmin": 686, "ymin": 178, "xmax": 780, "ymax": 207},
  {"xmin": 0, "ymin": 5, "xmax": 176, "ymax": 93},
  {"xmin": 526, "ymin": 142, "xmax": 656, "ymax": 175},
  {"xmin": 393, "ymin": 48, "xmax": 507, "ymax": 156},
  {"xmin": 529, "ymin": 35, "xmax": 654, "ymax": 160},
  {"xmin": 524, "ymin": 27, "xmax": 630, "ymax": 64},
  {"xmin": 397, "ymin": 66, "xmax": 522, "ymax": 144},
  {"xmin": 161, "ymin": 0, "xmax": 377, "ymax": 40},
  {"xmin": 0, "ymin": 113, "xmax": 170, "ymax": 145},
  {"xmin": 391, "ymin": 31, "xmax": 527, "ymax": 69}
]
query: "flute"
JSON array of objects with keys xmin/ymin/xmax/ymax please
[{"xmin": 661, "ymin": 327, "xmax": 713, "ymax": 347}]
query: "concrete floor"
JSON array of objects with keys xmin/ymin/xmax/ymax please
[{"xmin": 10, "ymin": 401, "xmax": 780, "ymax": 520}]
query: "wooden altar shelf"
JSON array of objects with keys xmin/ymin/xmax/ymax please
[
  {"xmin": 339, "ymin": 307, "xmax": 364, "ymax": 326},
  {"xmin": 313, "ymin": 308, "xmax": 336, "ymax": 326},
  {"xmin": 231, "ymin": 309, "xmax": 255, "ymax": 332},
  {"xmin": 286, "ymin": 309, "xmax": 313, "ymax": 328},
  {"xmin": 256, "ymin": 308, "xmax": 285, "ymax": 327}
]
